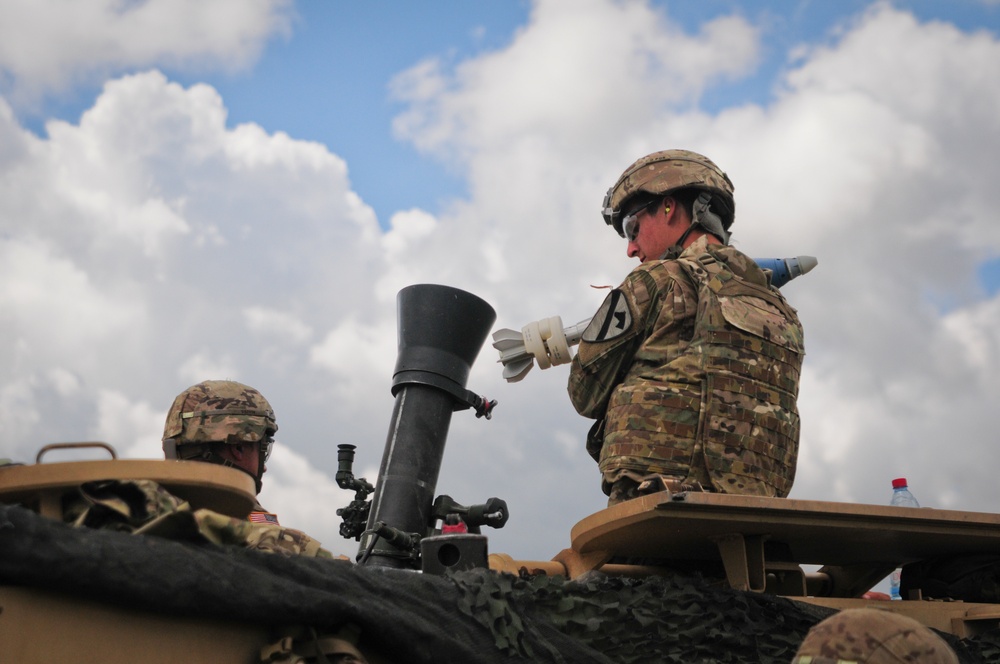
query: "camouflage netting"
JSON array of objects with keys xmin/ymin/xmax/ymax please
[
  {"xmin": 451, "ymin": 567, "xmax": 829, "ymax": 662},
  {"xmin": 3, "ymin": 503, "xmax": 1000, "ymax": 663}
]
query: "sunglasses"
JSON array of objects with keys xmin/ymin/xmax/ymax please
[
  {"xmin": 622, "ymin": 198, "xmax": 661, "ymax": 242},
  {"xmin": 261, "ymin": 437, "xmax": 274, "ymax": 462}
]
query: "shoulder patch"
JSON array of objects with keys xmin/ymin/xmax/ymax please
[
  {"xmin": 583, "ymin": 289, "xmax": 632, "ymax": 342},
  {"xmin": 249, "ymin": 511, "xmax": 280, "ymax": 525}
]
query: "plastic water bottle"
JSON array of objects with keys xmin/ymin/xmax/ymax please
[{"xmin": 889, "ymin": 477, "xmax": 920, "ymax": 600}]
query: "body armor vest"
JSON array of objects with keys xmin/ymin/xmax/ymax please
[{"xmin": 599, "ymin": 247, "xmax": 804, "ymax": 497}]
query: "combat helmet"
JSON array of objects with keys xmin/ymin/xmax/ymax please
[
  {"xmin": 792, "ymin": 608, "xmax": 959, "ymax": 664},
  {"xmin": 162, "ymin": 380, "xmax": 277, "ymax": 492},
  {"xmin": 602, "ymin": 149, "xmax": 735, "ymax": 244}
]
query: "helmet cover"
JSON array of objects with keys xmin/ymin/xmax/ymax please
[
  {"xmin": 602, "ymin": 149, "xmax": 735, "ymax": 236},
  {"xmin": 792, "ymin": 608, "xmax": 958, "ymax": 664},
  {"xmin": 162, "ymin": 380, "xmax": 277, "ymax": 446}
]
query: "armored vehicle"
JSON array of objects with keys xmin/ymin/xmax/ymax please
[{"xmin": 3, "ymin": 284, "xmax": 1000, "ymax": 663}]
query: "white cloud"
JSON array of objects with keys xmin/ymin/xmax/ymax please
[
  {"xmin": 0, "ymin": 0, "xmax": 293, "ymax": 103},
  {"xmin": 942, "ymin": 297, "xmax": 1000, "ymax": 371},
  {"xmin": 392, "ymin": 0, "xmax": 759, "ymax": 159},
  {"xmin": 1, "ymin": 69, "xmax": 385, "ymax": 468},
  {"xmin": 244, "ymin": 306, "xmax": 314, "ymax": 345},
  {"xmin": 94, "ymin": 389, "xmax": 164, "ymax": 459},
  {"xmin": 46, "ymin": 368, "xmax": 83, "ymax": 397},
  {"xmin": 381, "ymin": 208, "xmax": 438, "ymax": 258},
  {"xmin": 176, "ymin": 353, "xmax": 241, "ymax": 387},
  {"xmin": 0, "ymin": 378, "xmax": 42, "ymax": 456},
  {"xmin": 310, "ymin": 317, "xmax": 396, "ymax": 387},
  {"xmin": 257, "ymin": 442, "xmax": 355, "ymax": 558},
  {"xmin": 0, "ymin": 236, "xmax": 143, "ymax": 358}
]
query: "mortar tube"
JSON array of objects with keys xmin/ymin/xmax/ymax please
[
  {"xmin": 358, "ymin": 284, "xmax": 496, "ymax": 569},
  {"xmin": 359, "ymin": 384, "xmax": 456, "ymax": 568}
]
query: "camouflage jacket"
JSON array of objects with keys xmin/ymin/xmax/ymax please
[
  {"xmin": 568, "ymin": 236, "xmax": 804, "ymax": 497},
  {"xmin": 69, "ymin": 478, "xmax": 333, "ymax": 558}
]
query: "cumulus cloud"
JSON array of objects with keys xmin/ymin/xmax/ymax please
[
  {"xmin": 94, "ymin": 389, "xmax": 163, "ymax": 459},
  {"xmin": 391, "ymin": 0, "xmax": 759, "ymax": 159},
  {"xmin": 309, "ymin": 317, "xmax": 396, "ymax": 395},
  {"xmin": 1, "ymin": 69, "xmax": 386, "ymax": 463},
  {"xmin": 0, "ymin": 0, "xmax": 293, "ymax": 104},
  {"xmin": 244, "ymin": 306, "xmax": 314, "ymax": 345}
]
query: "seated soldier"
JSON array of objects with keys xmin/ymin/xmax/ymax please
[
  {"xmin": 65, "ymin": 380, "xmax": 332, "ymax": 557},
  {"xmin": 158, "ymin": 379, "xmax": 331, "ymax": 557},
  {"xmin": 163, "ymin": 379, "xmax": 278, "ymax": 517}
]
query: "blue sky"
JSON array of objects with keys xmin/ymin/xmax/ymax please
[{"xmin": 4, "ymin": 0, "xmax": 1000, "ymax": 564}]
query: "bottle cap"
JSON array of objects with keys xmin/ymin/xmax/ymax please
[{"xmin": 892, "ymin": 477, "xmax": 908, "ymax": 489}]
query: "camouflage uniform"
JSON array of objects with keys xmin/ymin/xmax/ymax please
[
  {"xmin": 792, "ymin": 608, "xmax": 959, "ymax": 664},
  {"xmin": 568, "ymin": 235, "xmax": 804, "ymax": 501},
  {"xmin": 156, "ymin": 380, "xmax": 331, "ymax": 556},
  {"xmin": 184, "ymin": 507, "xmax": 331, "ymax": 558},
  {"xmin": 69, "ymin": 478, "xmax": 332, "ymax": 558}
]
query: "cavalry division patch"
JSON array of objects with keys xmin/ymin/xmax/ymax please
[{"xmin": 582, "ymin": 289, "xmax": 632, "ymax": 342}]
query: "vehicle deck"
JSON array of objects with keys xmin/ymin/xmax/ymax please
[
  {"xmin": 0, "ymin": 458, "xmax": 256, "ymax": 520},
  {"xmin": 563, "ymin": 491, "xmax": 1000, "ymax": 598}
]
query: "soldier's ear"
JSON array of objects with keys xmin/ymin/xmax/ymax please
[{"xmin": 230, "ymin": 442, "xmax": 256, "ymax": 462}]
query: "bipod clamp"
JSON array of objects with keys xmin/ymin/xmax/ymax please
[
  {"xmin": 357, "ymin": 521, "xmax": 422, "ymax": 566},
  {"xmin": 431, "ymin": 495, "xmax": 509, "ymax": 535}
]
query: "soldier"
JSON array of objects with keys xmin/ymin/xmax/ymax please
[
  {"xmin": 792, "ymin": 608, "xmax": 959, "ymax": 663},
  {"xmin": 160, "ymin": 379, "xmax": 331, "ymax": 556},
  {"xmin": 64, "ymin": 380, "xmax": 329, "ymax": 556},
  {"xmin": 163, "ymin": 379, "xmax": 277, "ymax": 520},
  {"xmin": 569, "ymin": 150, "xmax": 805, "ymax": 506}
]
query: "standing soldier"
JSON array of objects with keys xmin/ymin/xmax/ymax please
[{"xmin": 569, "ymin": 150, "xmax": 805, "ymax": 506}]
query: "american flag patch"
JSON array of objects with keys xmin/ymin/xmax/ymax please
[{"xmin": 248, "ymin": 511, "xmax": 280, "ymax": 525}]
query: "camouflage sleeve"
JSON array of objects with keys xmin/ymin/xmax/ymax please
[
  {"xmin": 244, "ymin": 522, "xmax": 334, "ymax": 558},
  {"xmin": 567, "ymin": 267, "xmax": 663, "ymax": 418},
  {"xmin": 191, "ymin": 509, "xmax": 334, "ymax": 558},
  {"xmin": 70, "ymin": 480, "xmax": 333, "ymax": 558},
  {"xmin": 69, "ymin": 479, "xmax": 190, "ymax": 531}
]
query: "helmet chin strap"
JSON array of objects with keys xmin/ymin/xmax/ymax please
[
  {"xmin": 659, "ymin": 191, "xmax": 730, "ymax": 260},
  {"xmin": 169, "ymin": 440, "xmax": 264, "ymax": 494},
  {"xmin": 659, "ymin": 225, "xmax": 696, "ymax": 260},
  {"xmin": 206, "ymin": 447, "xmax": 265, "ymax": 495},
  {"xmin": 215, "ymin": 456, "xmax": 263, "ymax": 494},
  {"xmin": 253, "ymin": 445, "xmax": 267, "ymax": 495}
]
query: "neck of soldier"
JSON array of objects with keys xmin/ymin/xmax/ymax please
[{"xmin": 659, "ymin": 228, "xmax": 723, "ymax": 260}]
